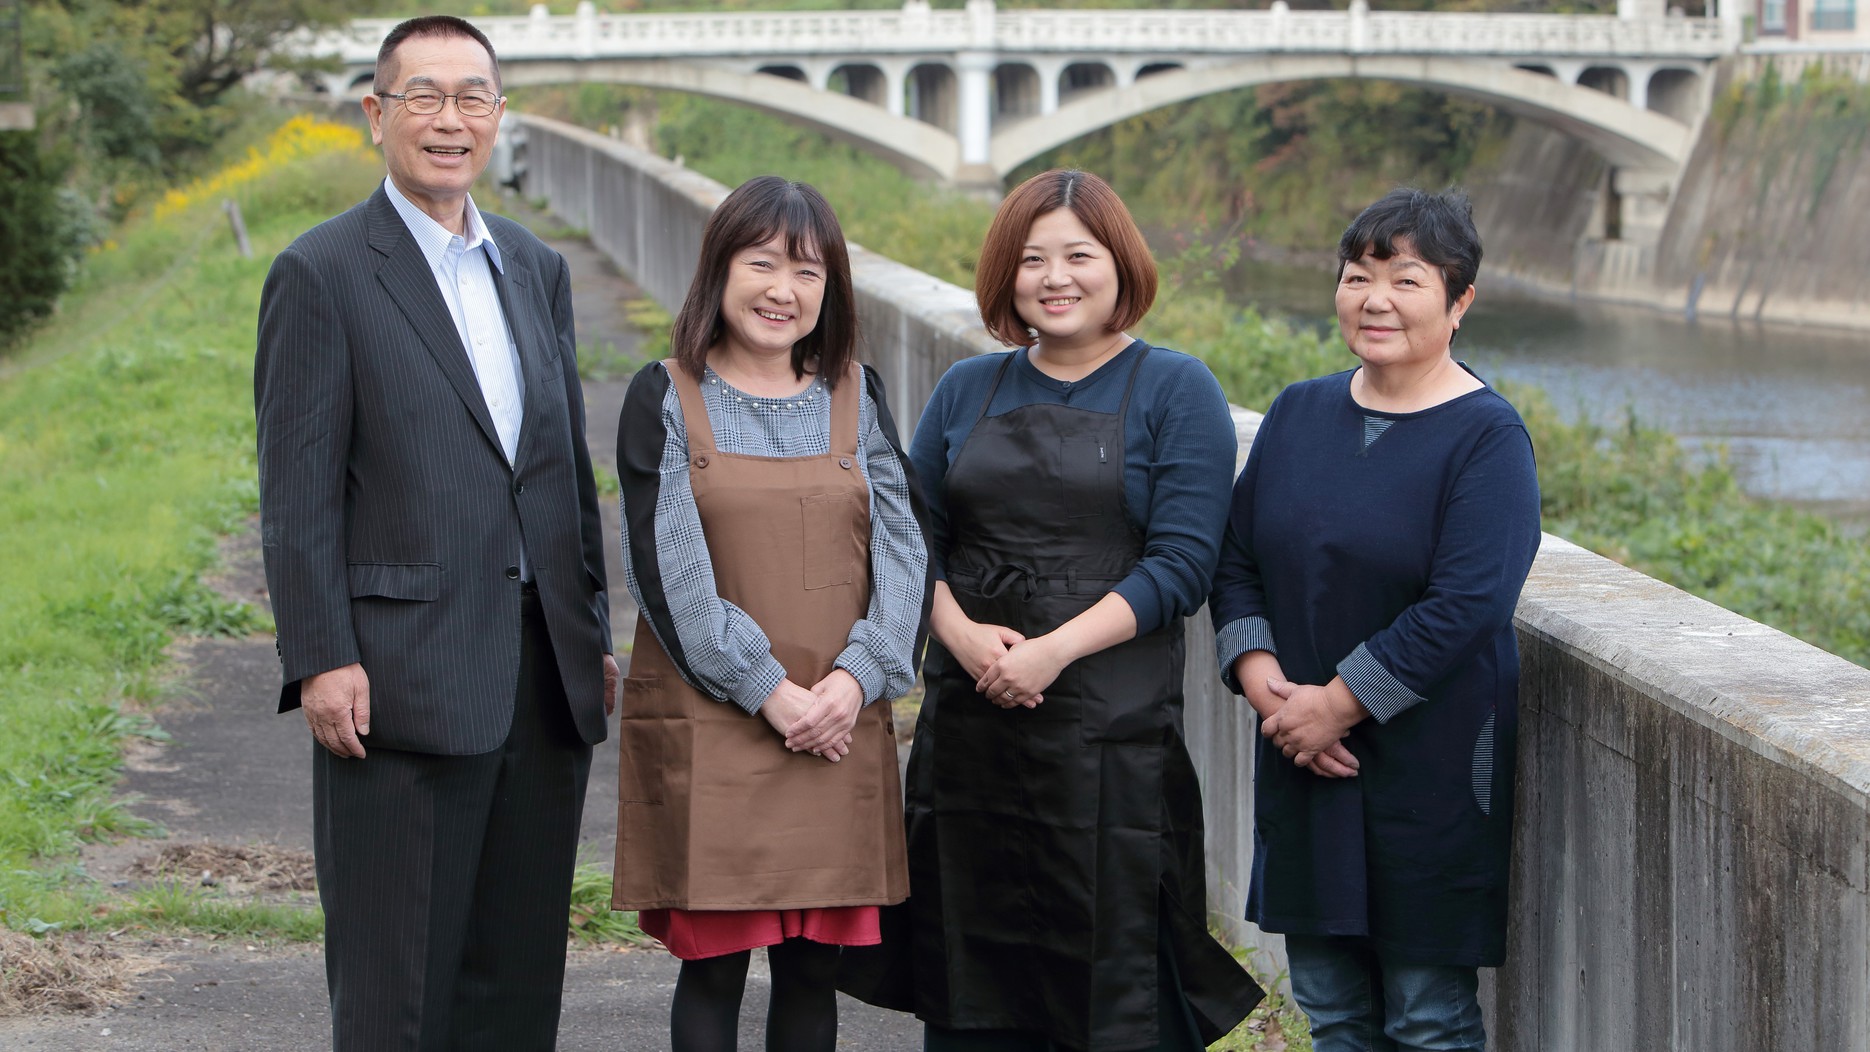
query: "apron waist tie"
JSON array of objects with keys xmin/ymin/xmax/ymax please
[{"xmin": 951, "ymin": 564, "xmax": 1126, "ymax": 601}]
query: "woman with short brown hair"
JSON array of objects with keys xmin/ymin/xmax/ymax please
[{"xmin": 882, "ymin": 168, "xmax": 1264, "ymax": 1050}]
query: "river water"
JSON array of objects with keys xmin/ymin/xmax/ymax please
[{"xmin": 1225, "ymin": 259, "xmax": 1870, "ymax": 528}]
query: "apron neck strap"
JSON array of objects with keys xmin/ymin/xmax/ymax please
[
  {"xmin": 664, "ymin": 360, "xmax": 718, "ymax": 455},
  {"xmin": 970, "ymin": 351, "xmax": 1020, "ymax": 428},
  {"xmin": 831, "ymin": 361, "xmax": 862, "ymax": 457}
]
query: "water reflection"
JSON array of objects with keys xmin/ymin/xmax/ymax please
[{"xmin": 1224, "ymin": 258, "xmax": 1870, "ymax": 526}]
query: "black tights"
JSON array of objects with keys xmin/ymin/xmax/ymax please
[{"xmin": 670, "ymin": 938, "xmax": 841, "ymax": 1052}]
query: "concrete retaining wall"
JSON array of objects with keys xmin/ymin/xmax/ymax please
[{"xmin": 512, "ymin": 112, "xmax": 1870, "ymax": 1049}]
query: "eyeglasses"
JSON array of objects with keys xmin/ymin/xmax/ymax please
[{"xmin": 376, "ymin": 89, "xmax": 503, "ymax": 117}]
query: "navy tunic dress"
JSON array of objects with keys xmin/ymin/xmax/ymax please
[{"xmin": 1210, "ymin": 368, "xmax": 1541, "ymax": 967}]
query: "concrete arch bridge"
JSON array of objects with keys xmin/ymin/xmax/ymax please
[{"xmin": 299, "ymin": 0, "xmax": 1741, "ymax": 233}]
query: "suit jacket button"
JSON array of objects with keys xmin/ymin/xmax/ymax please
[
  {"xmin": 514, "ymin": 481, "xmax": 525, "ymax": 495},
  {"xmin": 506, "ymin": 566, "xmax": 521, "ymax": 580}
]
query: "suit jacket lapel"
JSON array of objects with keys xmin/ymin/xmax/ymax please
[
  {"xmin": 365, "ymin": 188, "xmax": 505, "ymax": 459},
  {"xmin": 489, "ymin": 226, "xmax": 549, "ymax": 474}
]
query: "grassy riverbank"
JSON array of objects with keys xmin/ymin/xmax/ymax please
[
  {"xmin": 0, "ymin": 114, "xmax": 380, "ymax": 936},
  {"xmin": 516, "ymin": 88, "xmax": 1870, "ymax": 668}
]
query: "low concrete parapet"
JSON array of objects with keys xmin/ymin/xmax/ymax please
[{"xmin": 511, "ymin": 111, "xmax": 1870, "ymax": 1049}]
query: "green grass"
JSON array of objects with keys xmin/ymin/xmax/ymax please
[{"xmin": 0, "ymin": 117, "xmax": 385, "ymax": 933}]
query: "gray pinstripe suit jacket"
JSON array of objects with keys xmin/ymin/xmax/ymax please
[{"xmin": 255, "ymin": 185, "xmax": 611, "ymax": 755}]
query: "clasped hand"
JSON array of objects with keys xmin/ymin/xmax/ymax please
[
  {"xmin": 761, "ymin": 669, "xmax": 864, "ymax": 762},
  {"xmin": 1260, "ymin": 677, "xmax": 1365, "ymax": 777}
]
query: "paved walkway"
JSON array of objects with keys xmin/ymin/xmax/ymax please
[{"xmin": 0, "ymin": 214, "xmax": 923, "ymax": 1051}]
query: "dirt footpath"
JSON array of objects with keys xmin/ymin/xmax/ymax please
[{"xmin": 0, "ymin": 223, "xmax": 922, "ymax": 1051}]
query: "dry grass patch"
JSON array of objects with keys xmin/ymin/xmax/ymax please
[
  {"xmin": 128, "ymin": 842, "xmax": 316, "ymax": 894},
  {"xmin": 0, "ymin": 929, "xmax": 142, "ymax": 1017}
]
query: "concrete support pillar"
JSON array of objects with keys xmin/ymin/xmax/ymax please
[
  {"xmin": 1114, "ymin": 63, "xmax": 1137, "ymax": 89},
  {"xmin": 806, "ymin": 62, "xmax": 833, "ymax": 93},
  {"xmin": 957, "ymin": 51, "xmax": 994, "ymax": 167},
  {"xmin": 883, "ymin": 63, "xmax": 907, "ymax": 117},
  {"xmin": 1623, "ymin": 61, "xmax": 1656, "ymax": 110},
  {"xmin": 1036, "ymin": 60, "xmax": 1063, "ymax": 114},
  {"xmin": 1551, "ymin": 60, "xmax": 1588, "ymax": 85}
]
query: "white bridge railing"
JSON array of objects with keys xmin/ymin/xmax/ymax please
[{"xmin": 312, "ymin": 5, "xmax": 1734, "ymax": 65}]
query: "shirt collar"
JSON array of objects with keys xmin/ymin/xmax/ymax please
[{"xmin": 382, "ymin": 176, "xmax": 505, "ymax": 274}]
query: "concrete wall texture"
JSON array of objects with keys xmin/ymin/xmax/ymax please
[{"xmin": 512, "ymin": 112, "xmax": 1870, "ymax": 1050}]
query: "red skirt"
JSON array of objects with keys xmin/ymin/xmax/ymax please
[{"xmin": 640, "ymin": 906, "xmax": 882, "ymax": 960}]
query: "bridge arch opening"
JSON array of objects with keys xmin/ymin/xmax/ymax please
[
  {"xmin": 757, "ymin": 64, "xmax": 808, "ymax": 84},
  {"xmin": 1515, "ymin": 64, "xmax": 1558, "ymax": 79},
  {"xmin": 348, "ymin": 70, "xmax": 375, "ymax": 92},
  {"xmin": 1577, "ymin": 66, "xmax": 1630, "ymax": 101},
  {"xmin": 830, "ymin": 63, "xmax": 888, "ymax": 107},
  {"xmin": 1059, "ymin": 62, "xmax": 1116, "ymax": 105},
  {"xmin": 994, "ymin": 63, "xmax": 1041, "ymax": 120},
  {"xmin": 1137, "ymin": 62, "xmax": 1184, "ymax": 80},
  {"xmin": 907, "ymin": 62, "xmax": 958, "ymax": 134},
  {"xmin": 1647, "ymin": 68, "xmax": 1701, "ymax": 121}
]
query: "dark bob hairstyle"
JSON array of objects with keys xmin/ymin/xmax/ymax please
[
  {"xmin": 1336, "ymin": 187, "xmax": 1483, "ymax": 310},
  {"xmin": 975, "ymin": 169, "xmax": 1157, "ymax": 347},
  {"xmin": 375, "ymin": 16, "xmax": 501, "ymax": 93},
  {"xmin": 669, "ymin": 175, "xmax": 858, "ymax": 388}
]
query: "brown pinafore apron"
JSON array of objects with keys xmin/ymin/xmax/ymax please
[{"xmin": 611, "ymin": 361, "xmax": 909, "ymax": 913}]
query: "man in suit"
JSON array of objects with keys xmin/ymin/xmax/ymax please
[{"xmin": 254, "ymin": 15, "xmax": 618, "ymax": 1049}]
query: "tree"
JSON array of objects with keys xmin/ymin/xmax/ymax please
[{"xmin": 0, "ymin": 130, "xmax": 90, "ymax": 347}]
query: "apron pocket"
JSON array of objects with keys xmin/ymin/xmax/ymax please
[
  {"xmin": 618, "ymin": 677, "xmax": 667, "ymax": 804},
  {"xmin": 1060, "ymin": 432, "xmax": 1112, "ymax": 519},
  {"xmin": 801, "ymin": 492, "xmax": 860, "ymax": 590}
]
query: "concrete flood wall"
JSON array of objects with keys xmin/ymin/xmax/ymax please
[{"xmin": 512, "ymin": 112, "xmax": 1870, "ymax": 1050}]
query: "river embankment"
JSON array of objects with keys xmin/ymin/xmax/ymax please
[{"xmin": 1471, "ymin": 52, "xmax": 1870, "ymax": 333}]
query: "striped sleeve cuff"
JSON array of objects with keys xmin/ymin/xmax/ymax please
[
  {"xmin": 1214, "ymin": 616, "xmax": 1277, "ymax": 693},
  {"xmin": 1337, "ymin": 642, "xmax": 1424, "ymax": 723}
]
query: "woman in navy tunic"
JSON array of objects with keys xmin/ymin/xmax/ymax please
[
  {"xmin": 1209, "ymin": 189, "xmax": 1540, "ymax": 1052},
  {"xmin": 886, "ymin": 169, "xmax": 1263, "ymax": 1051}
]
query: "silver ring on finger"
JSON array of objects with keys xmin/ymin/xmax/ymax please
[{"xmin": 1004, "ymin": 690, "xmax": 1015, "ymax": 700}]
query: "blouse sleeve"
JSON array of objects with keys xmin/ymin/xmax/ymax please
[
  {"xmin": 1209, "ymin": 390, "xmax": 1283, "ymax": 694},
  {"xmin": 1109, "ymin": 356, "xmax": 1239, "ymax": 635},
  {"xmin": 1337, "ymin": 421, "xmax": 1542, "ymax": 723},
  {"xmin": 616, "ymin": 362, "xmax": 788, "ymax": 714},
  {"xmin": 834, "ymin": 367, "xmax": 933, "ymax": 704}
]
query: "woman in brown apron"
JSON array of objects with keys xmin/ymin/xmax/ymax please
[
  {"xmin": 883, "ymin": 170, "xmax": 1264, "ymax": 1050},
  {"xmin": 612, "ymin": 176, "xmax": 927, "ymax": 1051}
]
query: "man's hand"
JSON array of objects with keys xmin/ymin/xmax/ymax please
[
  {"xmin": 601, "ymin": 653, "xmax": 621, "ymax": 717},
  {"xmin": 303, "ymin": 663, "xmax": 371, "ymax": 759}
]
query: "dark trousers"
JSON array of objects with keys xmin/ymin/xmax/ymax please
[{"xmin": 313, "ymin": 589, "xmax": 594, "ymax": 1051}]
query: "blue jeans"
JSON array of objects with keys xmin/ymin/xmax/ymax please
[{"xmin": 1285, "ymin": 935, "xmax": 1486, "ymax": 1052}]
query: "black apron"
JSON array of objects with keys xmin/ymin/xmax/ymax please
[{"xmin": 898, "ymin": 348, "xmax": 1261, "ymax": 1051}]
